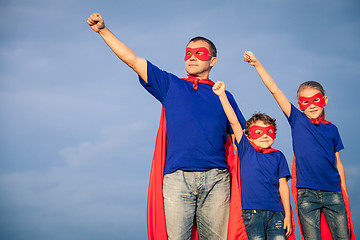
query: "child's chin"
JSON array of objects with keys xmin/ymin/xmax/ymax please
[{"xmin": 259, "ymin": 144, "xmax": 271, "ymax": 149}]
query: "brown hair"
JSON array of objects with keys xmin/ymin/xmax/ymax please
[
  {"xmin": 297, "ymin": 81, "xmax": 325, "ymax": 99},
  {"xmin": 245, "ymin": 112, "xmax": 277, "ymax": 137}
]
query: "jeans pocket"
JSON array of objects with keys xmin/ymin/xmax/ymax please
[
  {"xmin": 214, "ymin": 168, "xmax": 228, "ymax": 175},
  {"xmin": 329, "ymin": 191, "xmax": 345, "ymax": 205},
  {"xmin": 297, "ymin": 188, "xmax": 308, "ymax": 204},
  {"xmin": 242, "ymin": 210, "xmax": 254, "ymax": 228},
  {"xmin": 273, "ymin": 211, "xmax": 285, "ymax": 229}
]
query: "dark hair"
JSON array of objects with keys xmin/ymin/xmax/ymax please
[
  {"xmin": 297, "ymin": 81, "xmax": 325, "ymax": 99},
  {"xmin": 245, "ymin": 112, "xmax": 277, "ymax": 137},
  {"xmin": 188, "ymin": 36, "xmax": 217, "ymax": 57}
]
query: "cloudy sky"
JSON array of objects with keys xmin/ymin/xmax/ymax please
[{"xmin": 0, "ymin": 0, "xmax": 359, "ymax": 239}]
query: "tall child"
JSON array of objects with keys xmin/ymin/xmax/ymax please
[
  {"xmin": 243, "ymin": 51, "xmax": 355, "ymax": 240},
  {"xmin": 213, "ymin": 81, "xmax": 295, "ymax": 240}
]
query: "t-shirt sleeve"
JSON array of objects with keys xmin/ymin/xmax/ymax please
[
  {"xmin": 333, "ymin": 125, "xmax": 344, "ymax": 152},
  {"xmin": 138, "ymin": 61, "xmax": 171, "ymax": 103},
  {"xmin": 278, "ymin": 152, "xmax": 291, "ymax": 181},
  {"xmin": 286, "ymin": 104, "xmax": 300, "ymax": 128},
  {"xmin": 235, "ymin": 135, "xmax": 251, "ymax": 160}
]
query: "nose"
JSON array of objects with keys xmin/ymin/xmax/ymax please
[
  {"xmin": 309, "ymin": 104, "xmax": 316, "ymax": 109},
  {"xmin": 263, "ymin": 134, "xmax": 270, "ymax": 139},
  {"xmin": 189, "ymin": 54, "xmax": 197, "ymax": 61}
]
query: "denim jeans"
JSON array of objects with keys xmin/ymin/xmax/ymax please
[
  {"xmin": 163, "ymin": 169, "xmax": 230, "ymax": 240},
  {"xmin": 242, "ymin": 210, "xmax": 287, "ymax": 240},
  {"xmin": 297, "ymin": 188, "xmax": 349, "ymax": 240}
]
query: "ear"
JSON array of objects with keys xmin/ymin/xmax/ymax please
[
  {"xmin": 210, "ymin": 57, "xmax": 217, "ymax": 67},
  {"xmin": 297, "ymin": 101, "xmax": 301, "ymax": 110},
  {"xmin": 324, "ymin": 96, "xmax": 328, "ymax": 106}
]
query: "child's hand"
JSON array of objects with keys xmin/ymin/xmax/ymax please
[
  {"xmin": 87, "ymin": 13, "xmax": 106, "ymax": 33},
  {"xmin": 212, "ymin": 81, "xmax": 226, "ymax": 96},
  {"xmin": 243, "ymin": 51, "xmax": 258, "ymax": 66},
  {"xmin": 283, "ymin": 216, "xmax": 293, "ymax": 237}
]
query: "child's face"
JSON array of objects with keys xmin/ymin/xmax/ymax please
[
  {"xmin": 247, "ymin": 120, "xmax": 275, "ymax": 149},
  {"xmin": 298, "ymin": 87, "xmax": 328, "ymax": 119}
]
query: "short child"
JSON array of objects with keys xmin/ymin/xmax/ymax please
[{"xmin": 213, "ymin": 81, "xmax": 294, "ymax": 240}]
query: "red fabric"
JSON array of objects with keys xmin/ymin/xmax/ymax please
[
  {"xmin": 309, "ymin": 115, "xmax": 331, "ymax": 125},
  {"xmin": 298, "ymin": 93, "xmax": 326, "ymax": 111},
  {"xmin": 147, "ymin": 107, "xmax": 248, "ymax": 240},
  {"xmin": 291, "ymin": 156, "xmax": 356, "ymax": 240},
  {"xmin": 146, "ymin": 108, "xmax": 167, "ymax": 240},
  {"xmin": 184, "ymin": 47, "xmax": 211, "ymax": 61},
  {"xmin": 183, "ymin": 75, "xmax": 215, "ymax": 90},
  {"xmin": 249, "ymin": 125, "xmax": 276, "ymax": 140},
  {"xmin": 249, "ymin": 141, "xmax": 279, "ymax": 154}
]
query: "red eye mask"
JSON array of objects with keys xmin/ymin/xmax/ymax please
[
  {"xmin": 184, "ymin": 47, "xmax": 211, "ymax": 61},
  {"xmin": 249, "ymin": 125, "xmax": 276, "ymax": 140},
  {"xmin": 298, "ymin": 92, "xmax": 326, "ymax": 111}
]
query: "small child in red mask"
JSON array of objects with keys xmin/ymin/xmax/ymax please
[
  {"xmin": 243, "ymin": 51, "xmax": 355, "ymax": 240},
  {"xmin": 213, "ymin": 81, "xmax": 294, "ymax": 240}
]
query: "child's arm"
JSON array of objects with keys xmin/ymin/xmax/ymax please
[
  {"xmin": 335, "ymin": 152, "xmax": 349, "ymax": 199},
  {"xmin": 279, "ymin": 177, "xmax": 293, "ymax": 237},
  {"xmin": 87, "ymin": 13, "xmax": 148, "ymax": 82},
  {"xmin": 213, "ymin": 81, "xmax": 243, "ymax": 144},
  {"xmin": 244, "ymin": 51, "xmax": 291, "ymax": 117}
]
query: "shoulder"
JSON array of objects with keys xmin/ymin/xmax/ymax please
[
  {"xmin": 288, "ymin": 103, "xmax": 309, "ymax": 124},
  {"xmin": 225, "ymin": 90, "xmax": 239, "ymax": 106},
  {"xmin": 276, "ymin": 151, "xmax": 287, "ymax": 162},
  {"xmin": 146, "ymin": 60, "xmax": 182, "ymax": 81},
  {"xmin": 265, "ymin": 150, "xmax": 287, "ymax": 166},
  {"xmin": 236, "ymin": 136, "xmax": 252, "ymax": 153},
  {"xmin": 268, "ymin": 150, "xmax": 285, "ymax": 159},
  {"xmin": 225, "ymin": 90, "xmax": 234, "ymax": 99},
  {"xmin": 325, "ymin": 122, "xmax": 342, "ymax": 135},
  {"xmin": 289, "ymin": 103, "xmax": 301, "ymax": 116},
  {"xmin": 225, "ymin": 90, "xmax": 235, "ymax": 99}
]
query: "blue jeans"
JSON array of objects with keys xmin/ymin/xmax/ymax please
[
  {"xmin": 297, "ymin": 188, "xmax": 349, "ymax": 240},
  {"xmin": 242, "ymin": 210, "xmax": 287, "ymax": 240},
  {"xmin": 163, "ymin": 169, "xmax": 230, "ymax": 240}
]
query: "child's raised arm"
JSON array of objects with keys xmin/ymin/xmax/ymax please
[
  {"xmin": 87, "ymin": 13, "xmax": 148, "ymax": 82},
  {"xmin": 213, "ymin": 81, "xmax": 243, "ymax": 144},
  {"xmin": 244, "ymin": 51, "xmax": 291, "ymax": 117}
]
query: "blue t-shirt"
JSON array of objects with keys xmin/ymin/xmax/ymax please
[
  {"xmin": 236, "ymin": 136, "xmax": 291, "ymax": 211},
  {"xmin": 139, "ymin": 61, "xmax": 246, "ymax": 174},
  {"xmin": 287, "ymin": 104, "xmax": 344, "ymax": 191}
]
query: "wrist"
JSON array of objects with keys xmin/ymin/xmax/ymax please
[
  {"xmin": 219, "ymin": 92, "xmax": 227, "ymax": 99},
  {"xmin": 98, "ymin": 26, "xmax": 108, "ymax": 35},
  {"xmin": 253, "ymin": 61, "xmax": 262, "ymax": 69}
]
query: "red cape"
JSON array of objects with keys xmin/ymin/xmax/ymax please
[
  {"xmin": 146, "ymin": 108, "xmax": 297, "ymax": 239},
  {"xmin": 146, "ymin": 107, "xmax": 248, "ymax": 240},
  {"xmin": 291, "ymin": 156, "xmax": 356, "ymax": 240}
]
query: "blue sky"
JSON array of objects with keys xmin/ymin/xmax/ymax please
[{"xmin": 0, "ymin": 0, "xmax": 359, "ymax": 239}]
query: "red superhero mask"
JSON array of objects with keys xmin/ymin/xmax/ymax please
[
  {"xmin": 249, "ymin": 125, "xmax": 276, "ymax": 140},
  {"xmin": 298, "ymin": 92, "xmax": 326, "ymax": 111},
  {"xmin": 184, "ymin": 47, "xmax": 211, "ymax": 61}
]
